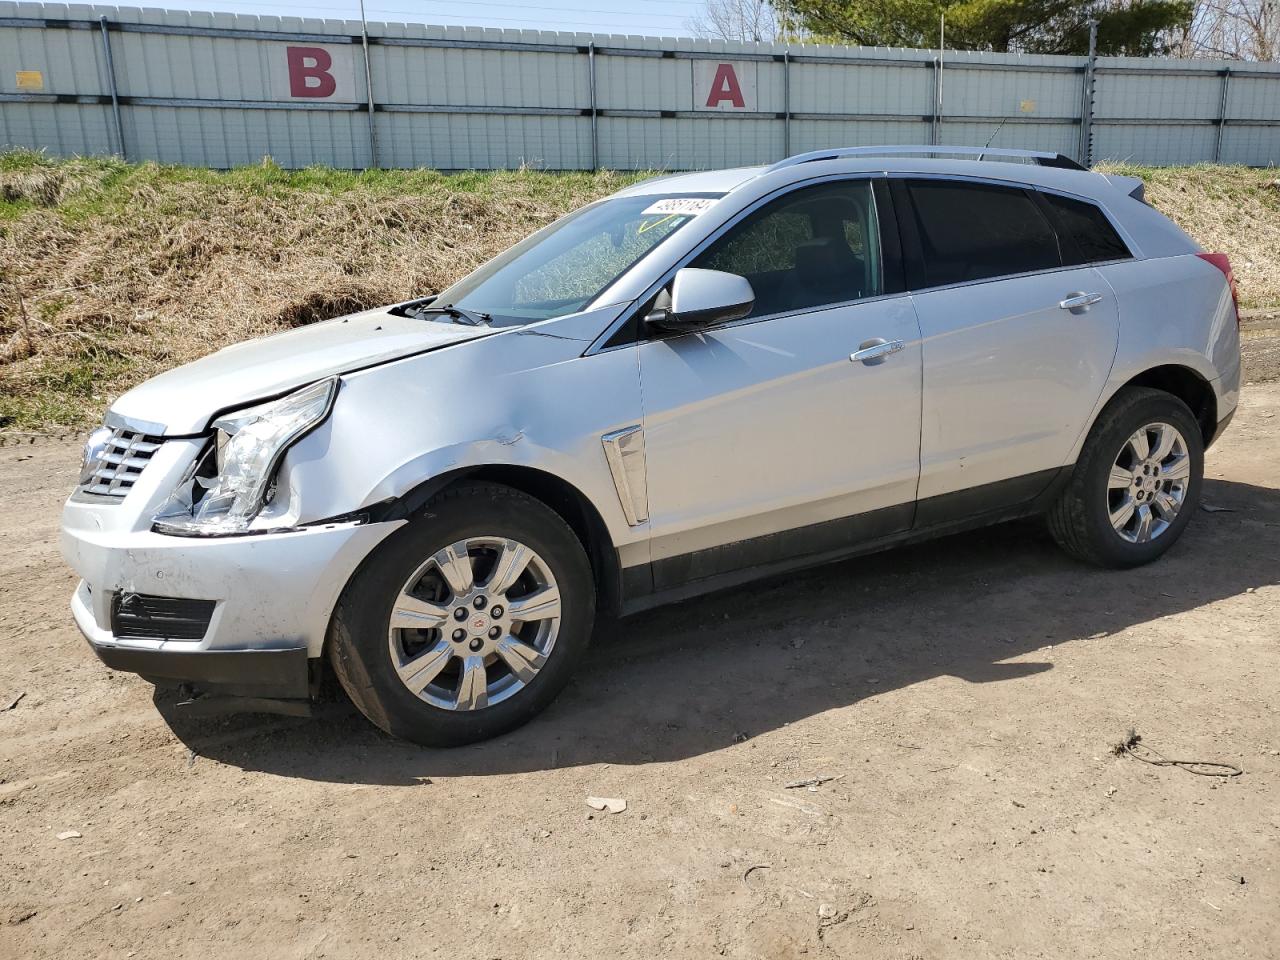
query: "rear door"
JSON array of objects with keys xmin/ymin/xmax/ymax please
[{"xmin": 895, "ymin": 177, "xmax": 1120, "ymax": 522}]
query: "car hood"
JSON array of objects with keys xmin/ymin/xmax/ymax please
[{"xmin": 110, "ymin": 306, "xmax": 497, "ymax": 435}]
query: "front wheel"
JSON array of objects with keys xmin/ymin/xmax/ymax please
[
  {"xmin": 1047, "ymin": 387, "xmax": 1204, "ymax": 568},
  {"xmin": 328, "ymin": 483, "xmax": 595, "ymax": 746}
]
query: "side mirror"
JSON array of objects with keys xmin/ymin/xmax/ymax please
[{"xmin": 645, "ymin": 268, "xmax": 755, "ymax": 333}]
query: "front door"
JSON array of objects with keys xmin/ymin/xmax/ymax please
[{"xmin": 637, "ymin": 178, "xmax": 924, "ymax": 589}]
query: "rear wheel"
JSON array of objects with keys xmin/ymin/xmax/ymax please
[
  {"xmin": 1047, "ymin": 387, "xmax": 1203, "ymax": 568},
  {"xmin": 328, "ymin": 483, "xmax": 595, "ymax": 746}
]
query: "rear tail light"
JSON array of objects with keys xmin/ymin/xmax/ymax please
[{"xmin": 1197, "ymin": 252, "xmax": 1240, "ymax": 324}]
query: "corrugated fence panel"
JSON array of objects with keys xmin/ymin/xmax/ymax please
[
  {"xmin": 1095, "ymin": 62, "xmax": 1224, "ymax": 119},
  {"xmin": 941, "ymin": 123, "xmax": 1080, "ymax": 156},
  {"xmin": 597, "ymin": 117, "xmax": 778, "ymax": 170},
  {"xmin": 124, "ymin": 103, "xmax": 370, "ymax": 167},
  {"xmin": 1091, "ymin": 60, "xmax": 1223, "ymax": 165},
  {"xmin": 1094, "ymin": 123, "xmax": 1219, "ymax": 165},
  {"xmin": 377, "ymin": 27, "xmax": 585, "ymax": 110},
  {"xmin": 365, "ymin": 23, "xmax": 594, "ymax": 168},
  {"xmin": 2, "ymin": 2, "xmax": 1279, "ymax": 169},
  {"xmin": 0, "ymin": 10, "xmax": 106, "ymax": 95},
  {"xmin": 596, "ymin": 45, "xmax": 690, "ymax": 112},
  {"xmin": 791, "ymin": 119, "xmax": 930, "ymax": 153},
  {"xmin": 1227, "ymin": 67, "xmax": 1280, "ymax": 120},
  {"xmin": 1, "ymin": 102, "xmax": 116, "ymax": 153},
  {"xmin": 0, "ymin": 2, "xmax": 117, "ymax": 153},
  {"xmin": 376, "ymin": 112, "xmax": 589, "ymax": 169},
  {"xmin": 940, "ymin": 54, "xmax": 1082, "ymax": 122},
  {"xmin": 1220, "ymin": 65, "xmax": 1280, "ymax": 166},
  {"xmin": 792, "ymin": 57, "xmax": 931, "ymax": 118}
]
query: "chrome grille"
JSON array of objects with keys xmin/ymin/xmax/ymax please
[{"xmin": 80, "ymin": 428, "xmax": 163, "ymax": 498}]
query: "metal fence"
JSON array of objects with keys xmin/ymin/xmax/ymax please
[{"xmin": 3, "ymin": 2, "xmax": 1280, "ymax": 170}]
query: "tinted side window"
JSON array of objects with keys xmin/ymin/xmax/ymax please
[
  {"xmin": 1041, "ymin": 192, "xmax": 1132, "ymax": 265},
  {"xmin": 905, "ymin": 180, "xmax": 1061, "ymax": 287},
  {"xmin": 692, "ymin": 180, "xmax": 882, "ymax": 318}
]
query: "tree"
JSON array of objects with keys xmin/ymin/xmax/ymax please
[
  {"xmin": 688, "ymin": 0, "xmax": 784, "ymax": 42},
  {"xmin": 1181, "ymin": 0, "xmax": 1278, "ymax": 59},
  {"xmin": 774, "ymin": 0, "xmax": 1195, "ymax": 56}
]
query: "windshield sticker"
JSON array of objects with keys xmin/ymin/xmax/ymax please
[
  {"xmin": 637, "ymin": 213, "xmax": 678, "ymax": 235},
  {"xmin": 640, "ymin": 197, "xmax": 718, "ymax": 217}
]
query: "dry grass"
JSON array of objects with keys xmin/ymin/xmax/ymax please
[
  {"xmin": 2, "ymin": 152, "xmax": 1278, "ymax": 431},
  {"xmin": 0, "ymin": 152, "xmax": 643, "ymax": 428},
  {"xmin": 1100, "ymin": 162, "xmax": 1280, "ymax": 314}
]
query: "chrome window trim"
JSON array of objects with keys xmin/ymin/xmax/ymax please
[
  {"xmin": 896, "ymin": 263, "xmax": 1106, "ymax": 298},
  {"xmin": 660, "ymin": 288, "xmax": 916, "ymax": 342},
  {"xmin": 887, "ymin": 171, "xmax": 1140, "ymax": 275},
  {"xmin": 888, "ymin": 172, "xmax": 1132, "ymax": 297},
  {"xmin": 1081, "ymin": 256, "xmax": 1137, "ymax": 268},
  {"xmin": 583, "ymin": 169, "xmax": 1143, "ymax": 355},
  {"xmin": 889, "ymin": 171, "xmax": 1066, "ymax": 289},
  {"xmin": 584, "ymin": 172, "xmax": 893, "ymax": 355}
]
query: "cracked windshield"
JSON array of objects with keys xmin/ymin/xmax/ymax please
[{"xmin": 435, "ymin": 194, "xmax": 721, "ymax": 325}]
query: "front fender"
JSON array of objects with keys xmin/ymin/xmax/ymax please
[{"xmin": 275, "ymin": 329, "xmax": 646, "ymax": 554}]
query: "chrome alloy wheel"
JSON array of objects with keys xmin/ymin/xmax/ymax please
[
  {"xmin": 1107, "ymin": 421, "xmax": 1191, "ymax": 544},
  {"xmin": 387, "ymin": 536, "xmax": 561, "ymax": 711}
]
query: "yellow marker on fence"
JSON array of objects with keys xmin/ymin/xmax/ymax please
[{"xmin": 16, "ymin": 70, "xmax": 44, "ymax": 92}]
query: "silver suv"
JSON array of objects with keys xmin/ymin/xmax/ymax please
[{"xmin": 61, "ymin": 146, "xmax": 1242, "ymax": 745}]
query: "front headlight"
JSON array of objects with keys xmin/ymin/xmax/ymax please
[{"xmin": 153, "ymin": 378, "xmax": 336, "ymax": 536}]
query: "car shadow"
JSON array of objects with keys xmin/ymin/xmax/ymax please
[{"xmin": 157, "ymin": 477, "xmax": 1280, "ymax": 784}]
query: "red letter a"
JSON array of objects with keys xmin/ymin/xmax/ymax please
[{"xmin": 705, "ymin": 63, "xmax": 745, "ymax": 108}]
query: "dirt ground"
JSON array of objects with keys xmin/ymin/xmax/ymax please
[
  {"xmin": 2, "ymin": 385, "xmax": 1278, "ymax": 960},
  {"xmin": 1241, "ymin": 310, "xmax": 1280, "ymax": 383}
]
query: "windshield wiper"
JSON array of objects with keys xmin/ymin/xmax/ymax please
[{"xmin": 409, "ymin": 303, "xmax": 492, "ymax": 326}]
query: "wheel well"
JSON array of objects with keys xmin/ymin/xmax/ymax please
[
  {"xmin": 383, "ymin": 465, "xmax": 622, "ymax": 618},
  {"xmin": 1121, "ymin": 365, "xmax": 1217, "ymax": 444}
]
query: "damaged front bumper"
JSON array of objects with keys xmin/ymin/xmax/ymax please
[
  {"xmin": 62, "ymin": 497, "xmax": 403, "ymax": 709},
  {"xmin": 78, "ymin": 600, "xmax": 312, "ymax": 703}
]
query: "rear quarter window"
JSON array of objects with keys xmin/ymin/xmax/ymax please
[{"xmin": 1040, "ymin": 192, "xmax": 1132, "ymax": 265}]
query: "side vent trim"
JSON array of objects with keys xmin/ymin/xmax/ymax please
[{"xmin": 601, "ymin": 425, "xmax": 649, "ymax": 526}]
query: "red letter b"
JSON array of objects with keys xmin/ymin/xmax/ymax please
[{"xmin": 287, "ymin": 46, "xmax": 336, "ymax": 98}]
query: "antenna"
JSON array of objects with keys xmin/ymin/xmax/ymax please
[{"xmin": 978, "ymin": 118, "xmax": 1009, "ymax": 160}]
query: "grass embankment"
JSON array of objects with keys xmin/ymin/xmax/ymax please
[
  {"xmin": 1, "ymin": 151, "xmax": 1277, "ymax": 431},
  {"xmin": 1099, "ymin": 162, "xmax": 1280, "ymax": 314},
  {"xmin": 0, "ymin": 152, "xmax": 644, "ymax": 429}
]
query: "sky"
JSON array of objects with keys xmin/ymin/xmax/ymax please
[{"xmin": 120, "ymin": 0, "xmax": 711, "ymax": 36}]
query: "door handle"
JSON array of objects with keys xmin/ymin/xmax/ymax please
[
  {"xmin": 850, "ymin": 338, "xmax": 904, "ymax": 365},
  {"xmin": 1059, "ymin": 292, "xmax": 1104, "ymax": 312}
]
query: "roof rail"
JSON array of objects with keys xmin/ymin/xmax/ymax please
[{"xmin": 766, "ymin": 145, "xmax": 1088, "ymax": 172}]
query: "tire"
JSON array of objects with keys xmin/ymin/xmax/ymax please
[
  {"xmin": 328, "ymin": 482, "xmax": 595, "ymax": 747},
  {"xmin": 1047, "ymin": 386, "xmax": 1204, "ymax": 569}
]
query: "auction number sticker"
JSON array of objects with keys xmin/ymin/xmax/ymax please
[{"xmin": 641, "ymin": 198, "xmax": 718, "ymax": 217}]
